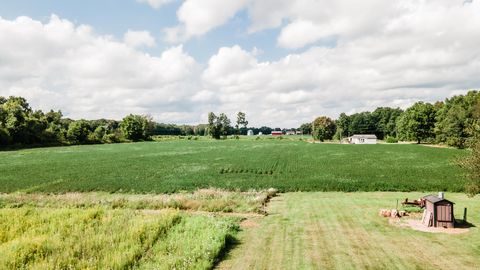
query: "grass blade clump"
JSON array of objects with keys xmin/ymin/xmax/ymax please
[
  {"xmin": 0, "ymin": 208, "xmax": 180, "ymax": 269},
  {"xmin": 137, "ymin": 215, "xmax": 239, "ymax": 270}
]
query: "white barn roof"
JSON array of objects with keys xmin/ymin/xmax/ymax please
[{"xmin": 351, "ymin": 134, "xmax": 377, "ymax": 139}]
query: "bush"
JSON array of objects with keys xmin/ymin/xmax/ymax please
[
  {"xmin": 385, "ymin": 136, "xmax": 398, "ymax": 143},
  {"xmin": 102, "ymin": 133, "xmax": 121, "ymax": 144}
]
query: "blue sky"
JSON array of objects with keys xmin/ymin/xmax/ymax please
[
  {"xmin": 0, "ymin": 0, "xmax": 291, "ymax": 62},
  {"xmin": 0, "ymin": 0, "xmax": 479, "ymax": 127}
]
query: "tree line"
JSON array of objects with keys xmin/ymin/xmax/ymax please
[
  {"xmin": 308, "ymin": 90, "xmax": 480, "ymax": 148},
  {"xmin": 2, "ymin": 90, "xmax": 479, "ymax": 148},
  {"xmin": 0, "ymin": 96, "xmax": 208, "ymax": 147}
]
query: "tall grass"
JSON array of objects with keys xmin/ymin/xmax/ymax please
[
  {"xmin": 0, "ymin": 188, "xmax": 277, "ymax": 214},
  {"xmin": 0, "ymin": 208, "xmax": 180, "ymax": 269},
  {"xmin": 137, "ymin": 215, "xmax": 239, "ymax": 270}
]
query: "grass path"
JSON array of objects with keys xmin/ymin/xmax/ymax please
[{"xmin": 217, "ymin": 192, "xmax": 480, "ymax": 270}]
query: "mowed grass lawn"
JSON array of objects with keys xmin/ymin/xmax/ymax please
[
  {"xmin": 218, "ymin": 192, "xmax": 480, "ymax": 270},
  {"xmin": 0, "ymin": 140, "xmax": 467, "ymax": 193}
]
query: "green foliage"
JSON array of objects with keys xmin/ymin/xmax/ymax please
[
  {"xmin": 372, "ymin": 107, "xmax": 403, "ymax": 139},
  {"xmin": 67, "ymin": 120, "xmax": 91, "ymax": 144},
  {"xmin": 0, "ymin": 127, "xmax": 11, "ymax": 145},
  {"xmin": 236, "ymin": 112, "xmax": 248, "ymax": 134},
  {"xmin": 385, "ymin": 136, "xmax": 398, "ymax": 143},
  {"xmin": 397, "ymin": 102, "xmax": 437, "ymax": 143},
  {"xmin": 459, "ymin": 140, "xmax": 480, "ymax": 196},
  {"xmin": 120, "ymin": 114, "xmax": 151, "ymax": 141},
  {"xmin": 0, "ymin": 141, "xmax": 467, "ymax": 193},
  {"xmin": 435, "ymin": 91, "xmax": 480, "ymax": 148},
  {"xmin": 312, "ymin": 116, "xmax": 336, "ymax": 141},
  {"xmin": 207, "ymin": 112, "xmax": 232, "ymax": 139},
  {"xmin": 298, "ymin": 122, "xmax": 312, "ymax": 135}
]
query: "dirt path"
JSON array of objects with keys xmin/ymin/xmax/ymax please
[{"xmin": 216, "ymin": 192, "xmax": 480, "ymax": 270}]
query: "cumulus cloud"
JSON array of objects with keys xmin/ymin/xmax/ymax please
[
  {"xmin": 164, "ymin": 0, "xmax": 249, "ymax": 42},
  {"xmin": 2, "ymin": 0, "xmax": 480, "ymax": 128},
  {"xmin": 123, "ymin": 30, "xmax": 156, "ymax": 48},
  {"xmin": 136, "ymin": 0, "xmax": 175, "ymax": 9},
  {"xmin": 0, "ymin": 15, "xmax": 199, "ymax": 122}
]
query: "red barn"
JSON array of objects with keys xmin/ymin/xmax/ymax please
[{"xmin": 271, "ymin": 131, "xmax": 283, "ymax": 136}]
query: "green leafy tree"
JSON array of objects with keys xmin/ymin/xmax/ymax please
[
  {"xmin": 218, "ymin": 113, "xmax": 231, "ymax": 138},
  {"xmin": 235, "ymin": 112, "xmax": 248, "ymax": 135},
  {"xmin": 372, "ymin": 107, "xmax": 403, "ymax": 139},
  {"xmin": 44, "ymin": 110, "xmax": 65, "ymax": 143},
  {"xmin": 207, "ymin": 112, "xmax": 231, "ymax": 139},
  {"xmin": 120, "ymin": 114, "xmax": 150, "ymax": 141},
  {"xmin": 435, "ymin": 91, "xmax": 480, "ymax": 148},
  {"xmin": 2, "ymin": 96, "xmax": 31, "ymax": 144},
  {"xmin": 207, "ymin": 112, "xmax": 220, "ymax": 139},
  {"xmin": 298, "ymin": 122, "xmax": 312, "ymax": 135},
  {"xmin": 90, "ymin": 125, "xmax": 107, "ymax": 143},
  {"xmin": 459, "ymin": 140, "xmax": 480, "ymax": 196},
  {"xmin": 335, "ymin": 113, "xmax": 351, "ymax": 139},
  {"xmin": 312, "ymin": 116, "xmax": 336, "ymax": 141},
  {"xmin": 67, "ymin": 120, "xmax": 91, "ymax": 144},
  {"xmin": 397, "ymin": 102, "xmax": 437, "ymax": 144}
]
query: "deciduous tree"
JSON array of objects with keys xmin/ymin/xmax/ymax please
[
  {"xmin": 120, "ymin": 114, "xmax": 150, "ymax": 141},
  {"xmin": 459, "ymin": 140, "xmax": 480, "ymax": 196},
  {"xmin": 312, "ymin": 116, "xmax": 336, "ymax": 141},
  {"xmin": 397, "ymin": 102, "xmax": 436, "ymax": 144}
]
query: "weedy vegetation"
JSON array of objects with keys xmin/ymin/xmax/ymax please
[
  {"xmin": 0, "ymin": 188, "xmax": 277, "ymax": 214},
  {"xmin": 0, "ymin": 208, "xmax": 240, "ymax": 269}
]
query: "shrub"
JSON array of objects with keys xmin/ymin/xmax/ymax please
[
  {"xmin": 385, "ymin": 136, "xmax": 398, "ymax": 143},
  {"xmin": 102, "ymin": 133, "xmax": 121, "ymax": 143}
]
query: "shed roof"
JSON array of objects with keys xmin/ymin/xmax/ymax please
[
  {"xmin": 423, "ymin": 195, "xmax": 454, "ymax": 204},
  {"xmin": 351, "ymin": 134, "xmax": 377, "ymax": 139}
]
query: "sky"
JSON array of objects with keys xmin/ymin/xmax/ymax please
[{"xmin": 0, "ymin": 0, "xmax": 479, "ymax": 127}]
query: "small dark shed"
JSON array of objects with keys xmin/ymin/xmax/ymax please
[{"xmin": 421, "ymin": 193, "xmax": 455, "ymax": 228}]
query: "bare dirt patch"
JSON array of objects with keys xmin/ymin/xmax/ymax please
[
  {"xmin": 240, "ymin": 219, "xmax": 259, "ymax": 229},
  {"xmin": 389, "ymin": 217, "xmax": 470, "ymax": 234}
]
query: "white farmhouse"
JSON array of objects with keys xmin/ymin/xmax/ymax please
[{"xmin": 347, "ymin": 134, "xmax": 377, "ymax": 144}]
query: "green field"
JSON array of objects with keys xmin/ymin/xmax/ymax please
[
  {"xmin": 0, "ymin": 140, "xmax": 467, "ymax": 193},
  {"xmin": 218, "ymin": 192, "xmax": 480, "ymax": 270}
]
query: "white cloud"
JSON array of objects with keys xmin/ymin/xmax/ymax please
[
  {"xmin": 123, "ymin": 30, "xmax": 156, "ymax": 48},
  {"xmin": 0, "ymin": 15, "xmax": 199, "ymax": 123},
  {"xmin": 164, "ymin": 0, "xmax": 249, "ymax": 42},
  {"xmin": 136, "ymin": 0, "xmax": 174, "ymax": 9},
  {"xmin": 2, "ymin": 0, "xmax": 480, "ymax": 128}
]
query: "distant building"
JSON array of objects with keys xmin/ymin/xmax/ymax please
[
  {"xmin": 247, "ymin": 130, "xmax": 254, "ymax": 136},
  {"xmin": 258, "ymin": 132, "xmax": 263, "ymax": 135},
  {"xmin": 346, "ymin": 134, "xmax": 377, "ymax": 144},
  {"xmin": 271, "ymin": 131, "xmax": 283, "ymax": 136},
  {"xmin": 285, "ymin": 130, "xmax": 296, "ymax": 135}
]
